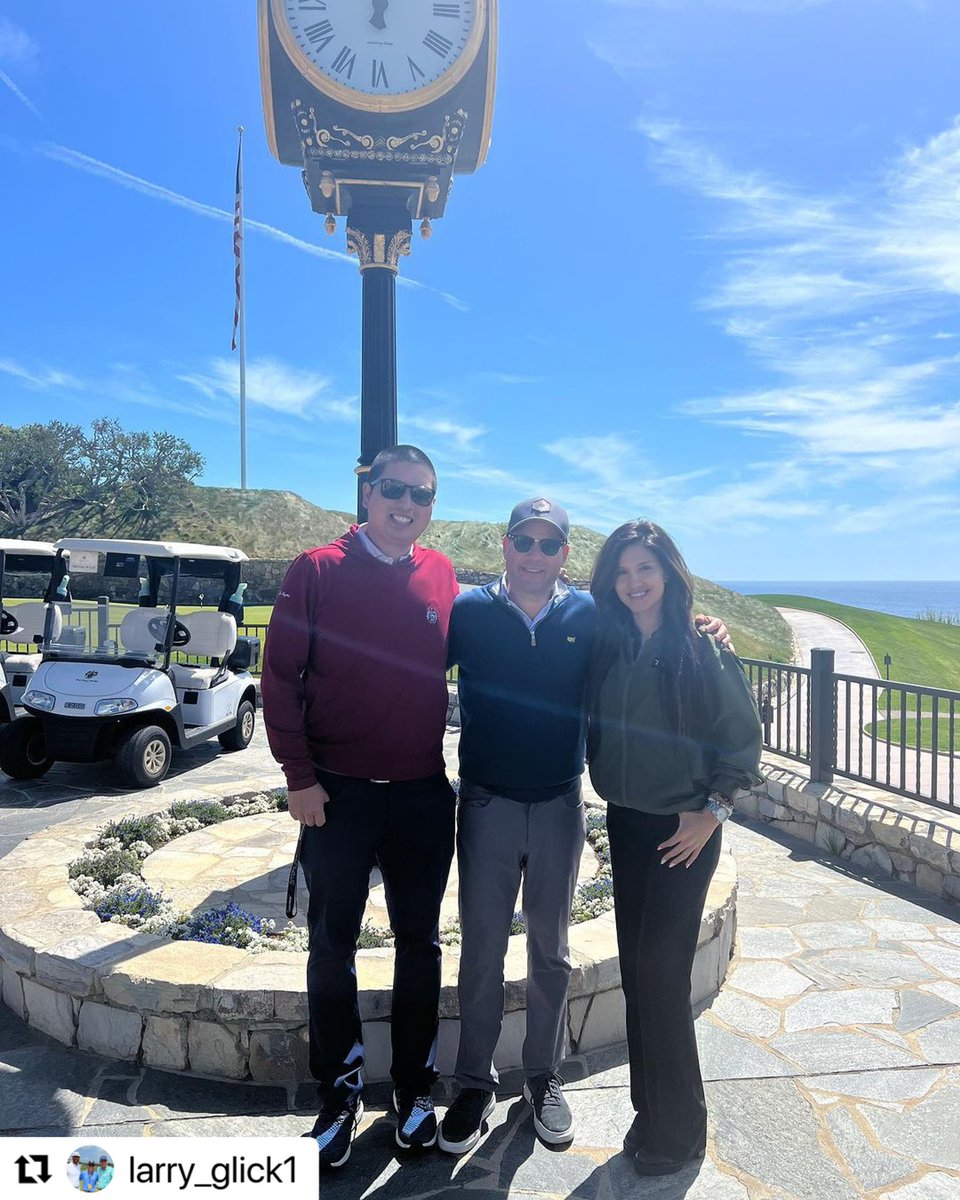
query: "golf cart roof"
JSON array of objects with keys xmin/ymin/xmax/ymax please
[
  {"xmin": 54, "ymin": 538, "xmax": 249, "ymax": 563},
  {"xmin": 0, "ymin": 540, "xmax": 60, "ymax": 558}
]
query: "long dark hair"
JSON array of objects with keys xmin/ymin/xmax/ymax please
[{"xmin": 588, "ymin": 519, "xmax": 703, "ymax": 737}]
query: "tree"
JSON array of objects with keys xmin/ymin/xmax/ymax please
[
  {"xmin": 0, "ymin": 421, "xmax": 86, "ymax": 533},
  {"xmin": 0, "ymin": 419, "xmax": 205, "ymax": 538},
  {"xmin": 83, "ymin": 419, "xmax": 205, "ymax": 535}
]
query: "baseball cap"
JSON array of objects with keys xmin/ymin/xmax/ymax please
[{"xmin": 506, "ymin": 497, "xmax": 569, "ymax": 540}]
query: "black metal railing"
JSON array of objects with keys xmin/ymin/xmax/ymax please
[
  {"xmin": 741, "ymin": 658, "xmax": 810, "ymax": 764},
  {"xmin": 743, "ymin": 649, "xmax": 959, "ymax": 813}
]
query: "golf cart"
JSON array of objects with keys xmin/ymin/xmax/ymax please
[
  {"xmin": 0, "ymin": 539, "xmax": 259, "ymax": 788},
  {"xmin": 0, "ymin": 540, "xmax": 71, "ymax": 725}
]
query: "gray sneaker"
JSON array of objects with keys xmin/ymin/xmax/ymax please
[{"xmin": 523, "ymin": 1073, "xmax": 574, "ymax": 1145}]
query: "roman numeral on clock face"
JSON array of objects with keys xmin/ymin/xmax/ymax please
[
  {"xmin": 408, "ymin": 56, "xmax": 426, "ymax": 81},
  {"xmin": 423, "ymin": 29, "xmax": 453, "ymax": 57},
  {"xmin": 371, "ymin": 59, "xmax": 389, "ymax": 89},
  {"xmin": 304, "ymin": 19, "xmax": 334, "ymax": 49},
  {"xmin": 296, "ymin": 1, "xmax": 326, "ymax": 10},
  {"xmin": 331, "ymin": 45, "xmax": 356, "ymax": 77},
  {"xmin": 433, "ymin": 2, "xmax": 461, "ymax": 15}
]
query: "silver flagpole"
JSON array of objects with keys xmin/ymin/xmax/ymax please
[{"xmin": 235, "ymin": 125, "xmax": 248, "ymax": 490}]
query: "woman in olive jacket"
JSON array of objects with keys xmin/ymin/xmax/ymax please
[{"xmin": 587, "ymin": 519, "xmax": 761, "ymax": 1177}]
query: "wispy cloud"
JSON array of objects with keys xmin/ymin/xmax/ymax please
[
  {"xmin": 633, "ymin": 117, "xmax": 960, "ymax": 494},
  {"xmin": 605, "ymin": 0, "xmax": 830, "ymax": 9},
  {"xmin": 0, "ymin": 352, "xmax": 357, "ymax": 430},
  {"xmin": 178, "ymin": 356, "xmax": 356, "ymax": 420},
  {"xmin": 0, "ymin": 358, "xmax": 83, "ymax": 391},
  {"xmin": 0, "ymin": 17, "xmax": 38, "ymax": 65},
  {"xmin": 402, "ymin": 411, "xmax": 488, "ymax": 452},
  {"xmin": 0, "ymin": 17, "xmax": 41, "ymax": 117},
  {"xmin": 36, "ymin": 143, "xmax": 468, "ymax": 309},
  {"xmin": 0, "ymin": 68, "xmax": 40, "ymax": 118},
  {"xmin": 475, "ymin": 371, "xmax": 542, "ymax": 386}
]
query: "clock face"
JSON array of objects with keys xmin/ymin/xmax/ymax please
[{"xmin": 274, "ymin": 0, "xmax": 483, "ymax": 109}]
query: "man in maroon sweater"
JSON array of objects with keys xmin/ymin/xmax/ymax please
[{"xmin": 261, "ymin": 445, "xmax": 459, "ymax": 1168}]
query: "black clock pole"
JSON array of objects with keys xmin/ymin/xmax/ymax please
[
  {"xmin": 260, "ymin": 0, "xmax": 497, "ymax": 523},
  {"xmin": 349, "ymin": 207, "xmax": 412, "ymax": 521}
]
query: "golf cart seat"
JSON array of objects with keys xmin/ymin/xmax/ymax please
[
  {"xmin": 1, "ymin": 604, "xmax": 62, "ymax": 672},
  {"xmin": 169, "ymin": 611, "xmax": 238, "ymax": 690},
  {"xmin": 1, "ymin": 602, "xmax": 63, "ymax": 678},
  {"xmin": 119, "ymin": 607, "xmax": 171, "ymax": 657}
]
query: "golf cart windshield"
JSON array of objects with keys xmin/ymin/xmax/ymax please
[
  {"xmin": 0, "ymin": 540, "xmax": 68, "ymax": 651},
  {"xmin": 46, "ymin": 539, "xmax": 249, "ymax": 666}
]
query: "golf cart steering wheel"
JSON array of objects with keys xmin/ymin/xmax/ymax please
[
  {"xmin": 0, "ymin": 608, "xmax": 18, "ymax": 636},
  {"xmin": 172, "ymin": 620, "xmax": 191, "ymax": 647}
]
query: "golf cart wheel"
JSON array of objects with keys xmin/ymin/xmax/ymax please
[
  {"xmin": 117, "ymin": 724, "xmax": 171, "ymax": 788},
  {"xmin": 0, "ymin": 716, "xmax": 54, "ymax": 779},
  {"xmin": 219, "ymin": 699, "xmax": 256, "ymax": 752}
]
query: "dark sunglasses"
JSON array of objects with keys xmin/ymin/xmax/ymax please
[
  {"xmin": 373, "ymin": 478, "xmax": 436, "ymax": 507},
  {"xmin": 508, "ymin": 533, "xmax": 566, "ymax": 556}
]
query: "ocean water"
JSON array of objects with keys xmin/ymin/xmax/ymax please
[{"xmin": 718, "ymin": 581, "xmax": 960, "ymax": 622}]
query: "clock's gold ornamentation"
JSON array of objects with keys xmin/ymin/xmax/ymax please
[
  {"xmin": 346, "ymin": 226, "xmax": 412, "ymax": 273},
  {"xmin": 384, "ymin": 130, "xmax": 429, "ymax": 152},
  {"xmin": 386, "ymin": 229, "xmax": 412, "ymax": 268},
  {"xmin": 346, "ymin": 227, "xmax": 372, "ymax": 266},
  {"xmin": 293, "ymin": 102, "xmax": 468, "ymax": 168}
]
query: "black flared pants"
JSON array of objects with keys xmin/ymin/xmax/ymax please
[{"xmin": 607, "ymin": 803, "xmax": 721, "ymax": 1160}]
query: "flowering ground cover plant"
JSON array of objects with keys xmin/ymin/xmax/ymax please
[
  {"xmin": 69, "ymin": 793, "xmax": 614, "ymax": 952},
  {"xmin": 68, "ymin": 790, "xmax": 309, "ymax": 952}
]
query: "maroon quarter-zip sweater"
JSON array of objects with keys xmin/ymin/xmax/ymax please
[{"xmin": 260, "ymin": 528, "xmax": 458, "ymax": 791}]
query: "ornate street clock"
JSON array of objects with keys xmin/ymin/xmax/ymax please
[
  {"xmin": 259, "ymin": 0, "xmax": 497, "ymax": 515},
  {"xmin": 260, "ymin": 0, "xmax": 496, "ymax": 221}
]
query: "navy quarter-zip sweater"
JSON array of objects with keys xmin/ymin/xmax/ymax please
[{"xmin": 448, "ymin": 582, "xmax": 596, "ymax": 797}]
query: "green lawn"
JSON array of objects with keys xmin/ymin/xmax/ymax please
[
  {"xmin": 864, "ymin": 717, "xmax": 959, "ymax": 754},
  {"xmin": 752, "ymin": 595, "xmax": 960, "ymax": 693}
]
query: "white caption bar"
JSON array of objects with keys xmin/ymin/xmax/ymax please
[{"xmin": 4, "ymin": 1138, "xmax": 318, "ymax": 1198}]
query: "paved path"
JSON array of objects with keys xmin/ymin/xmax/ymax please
[
  {"xmin": 2, "ymin": 730, "xmax": 960, "ymax": 1197},
  {"xmin": 775, "ymin": 607, "xmax": 956, "ymax": 809},
  {"xmin": 778, "ymin": 606, "xmax": 880, "ymax": 679}
]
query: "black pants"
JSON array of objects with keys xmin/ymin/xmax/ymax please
[
  {"xmin": 300, "ymin": 770, "xmax": 456, "ymax": 1099},
  {"xmin": 607, "ymin": 804, "xmax": 722, "ymax": 1160}
]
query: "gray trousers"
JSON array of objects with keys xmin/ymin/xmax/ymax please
[{"xmin": 454, "ymin": 781, "xmax": 587, "ymax": 1090}]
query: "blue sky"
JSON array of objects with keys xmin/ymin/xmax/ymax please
[{"xmin": 2, "ymin": 0, "xmax": 960, "ymax": 581}]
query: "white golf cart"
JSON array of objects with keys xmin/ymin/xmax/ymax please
[
  {"xmin": 0, "ymin": 540, "xmax": 70, "ymax": 725},
  {"xmin": 0, "ymin": 539, "xmax": 259, "ymax": 788}
]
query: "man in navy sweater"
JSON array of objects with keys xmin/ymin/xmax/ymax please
[
  {"xmin": 439, "ymin": 499, "xmax": 727, "ymax": 1154},
  {"xmin": 262, "ymin": 446, "xmax": 459, "ymax": 1169},
  {"xmin": 439, "ymin": 498, "xmax": 593, "ymax": 1153}
]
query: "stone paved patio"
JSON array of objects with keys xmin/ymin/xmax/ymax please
[{"xmin": 1, "ymin": 726, "xmax": 959, "ymax": 1196}]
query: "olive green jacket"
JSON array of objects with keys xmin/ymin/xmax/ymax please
[{"xmin": 588, "ymin": 630, "xmax": 762, "ymax": 815}]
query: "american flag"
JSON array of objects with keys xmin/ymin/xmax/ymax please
[{"xmin": 231, "ymin": 133, "xmax": 243, "ymax": 352}]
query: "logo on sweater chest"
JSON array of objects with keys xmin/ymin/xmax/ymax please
[{"xmin": 426, "ymin": 605, "xmax": 439, "ymax": 624}]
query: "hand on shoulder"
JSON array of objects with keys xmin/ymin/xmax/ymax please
[{"xmin": 694, "ymin": 614, "xmax": 733, "ymax": 653}]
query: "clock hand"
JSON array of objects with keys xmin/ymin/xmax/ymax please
[{"xmin": 370, "ymin": 0, "xmax": 388, "ymax": 30}]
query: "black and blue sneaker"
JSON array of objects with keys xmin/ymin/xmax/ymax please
[
  {"xmin": 393, "ymin": 1088, "xmax": 438, "ymax": 1150},
  {"xmin": 304, "ymin": 1094, "xmax": 364, "ymax": 1168}
]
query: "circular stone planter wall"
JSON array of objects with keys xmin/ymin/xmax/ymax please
[{"xmin": 0, "ymin": 794, "xmax": 738, "ymax": 1083}]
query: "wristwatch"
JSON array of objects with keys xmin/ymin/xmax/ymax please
[{"xmin": 705, "ymin": 791, "xmax": 734, "ymax": 823}]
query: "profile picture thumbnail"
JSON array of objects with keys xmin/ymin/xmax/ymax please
[{"xmin": 66, "ymin": 1147, "xmax": 114, "ymax": 1192}]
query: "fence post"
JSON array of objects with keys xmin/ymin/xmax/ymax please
[
  {"xmin": 96, "ymin": 596, "xmax": 110, "ymax": 651},
  {"xmin": 810, "ymin": 647, "xmax": 835, "ymax": 784}
]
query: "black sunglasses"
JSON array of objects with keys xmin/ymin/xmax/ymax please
[
  {"xmin": 508, "ymin": 533, "xmax": 566, "ymax": 556},
  {"xmin": 373, "ymin": 478, "xmax": 436, "ymax": 507}
]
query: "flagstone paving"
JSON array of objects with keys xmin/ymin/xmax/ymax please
[{"xmin": 1, "ymin": 728, "xmax": 959, "ymax": 1196}]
